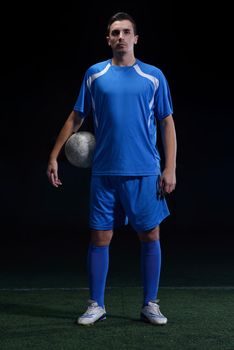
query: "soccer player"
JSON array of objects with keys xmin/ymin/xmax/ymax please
[{"xmin": 47, "ymin": 12, "xmax": 177, "ymax": 326}]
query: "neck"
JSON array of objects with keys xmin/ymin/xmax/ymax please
[{"xmin": 112, "ymin": 53, "xmax": 136, "ymax": 67}]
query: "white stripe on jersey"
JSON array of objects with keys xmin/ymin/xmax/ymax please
[
  {"xmin": 86, "ymin": 63, "xmax": 111, "ymax": 128},
  {"xmin": 87, "ymin": 63, "xmax": 111, "ymax": 89},
  {"xmin": 133, "ymin": 64, "xmax": 159, "ymax": 127}
]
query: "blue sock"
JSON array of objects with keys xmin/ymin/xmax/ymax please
[
  {"xmin": 87, "ymin": 244, "xmax": 109, "ymax": 308},
  {"xmin": 141, "ymin": 240, "xmax": 161, "ymax": 306}
]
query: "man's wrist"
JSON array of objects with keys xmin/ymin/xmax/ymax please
[
  {"xmin": 49, "ymin": 154, "xmax": 58, "ymax": 162},
  {"xmin": 164, "ymin": 165, "xmax": 176, "ymax": 172}
]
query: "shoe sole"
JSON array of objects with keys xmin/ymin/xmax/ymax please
[
  {"xmin": 77, "ymin": 313, "xmax": 107, "ymax": 326},
  {"xmin": 140, "ymin": 312, "xmax": 167, "ymax": 325}
]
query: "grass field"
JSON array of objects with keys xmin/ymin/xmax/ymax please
[
  {"xmin": 0, "ymin": 287, "xmax": 234, "ymax": 350},
  {"xmin": 0, "ymin": 236, "xmax": 233, "ymax": 349}
]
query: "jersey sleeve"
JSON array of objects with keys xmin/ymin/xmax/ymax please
[
  {"xmin": 154, "ymin": 70, "xmax": 173, "ymax": 120},
  {"xmin": 73, "ymin": 71, "xmax": 92, "ymax": 118}
]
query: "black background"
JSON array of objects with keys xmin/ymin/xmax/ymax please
[{"xmin": 1, "ymin": 2, "xmax": 233, "ymax": 263}]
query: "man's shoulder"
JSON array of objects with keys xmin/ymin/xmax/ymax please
[
  {"xmin": 86, "ymin": 59, "xmax": 111, "ymax": 75},
  {"xmin": 136, "ymin": 59, "xmax": 164, "ymax": 77}
]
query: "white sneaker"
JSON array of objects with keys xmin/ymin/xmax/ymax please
[
  {"xmin": 141, "ymin": 300, "xmax": 167, "ymax": 325},
  {"xmin": 77, "ymin": 300, "xmax": 106, "ymax": 326}
]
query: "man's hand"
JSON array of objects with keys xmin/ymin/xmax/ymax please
[
  {"xmin": 47, "ymin": 159, "xmax": 62, "ymax": 188},
  {"xmin": 159, "ymin": 168, "xmax": 176, "ymax": 195}
]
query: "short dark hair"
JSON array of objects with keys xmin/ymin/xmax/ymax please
[{"xmin": 106, "ymin": 12, "xmax": 137, "ymax": 35}]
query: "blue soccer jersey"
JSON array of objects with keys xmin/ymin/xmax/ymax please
[{"xmin": 74, "ymin": 59, "xmax": 173, "ymax": 175}]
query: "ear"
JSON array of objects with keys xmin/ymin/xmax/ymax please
[
  {"xmin": 134, "ymin": 35, "xmax": 139, "ymax": 45},
  {"xmin": 106, "ymin": 36, "xmax": 111, "ymax": 46}
]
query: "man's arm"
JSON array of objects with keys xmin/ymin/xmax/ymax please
[
  {"xmin": 47, "ymin": 110, "xmax": 84, "ymax": 187},
  {"xmin": 159, "ymin": 114, "xmax": 177, "ymax": 194}
]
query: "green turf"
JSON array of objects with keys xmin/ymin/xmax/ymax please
[
  {"xmin": 1, "ymin": 237, "xmax": 233, "ymax": 349},
  {"xmin": 0, "ymin": 287, "xmax": 233, "ymax": 350}
]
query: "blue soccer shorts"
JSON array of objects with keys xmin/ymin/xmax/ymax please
[{"xmin": 89, "ymin": 175, "xmax": 170, "ymax": 233}]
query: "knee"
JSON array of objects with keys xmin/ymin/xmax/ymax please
[
  {"xmin": 138, "ymin": 226, "xmax": 160, "ymax": 242},
  {"xmin": 91, "ymin": 229, "xmax": 113, "ymax": 246}
]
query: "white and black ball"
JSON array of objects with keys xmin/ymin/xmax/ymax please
[{"xmin": 65, "ymin": 131, "xmax": 96, "ymax": 168}]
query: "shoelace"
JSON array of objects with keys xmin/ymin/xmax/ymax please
[
  {"xmin": 84, "ymin": 303, "xmax": 99, "ymax": 315},
  {"xmin": 149, "ymin": 303, "xmax": 163, "ymax": 316}
]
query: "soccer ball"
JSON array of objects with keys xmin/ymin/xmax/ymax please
[{"xmin": 65, "ymin": 131, "xmax": 96, "ymax": 168}]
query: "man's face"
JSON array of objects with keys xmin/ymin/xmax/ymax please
[{"xmin": 106, "ymin": 20, "xmax": 138, "ymax": 54}]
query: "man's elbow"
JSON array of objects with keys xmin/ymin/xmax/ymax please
[{"xmin": 160, "ymin": 114, "xmax": 174, "ymax": 127}]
